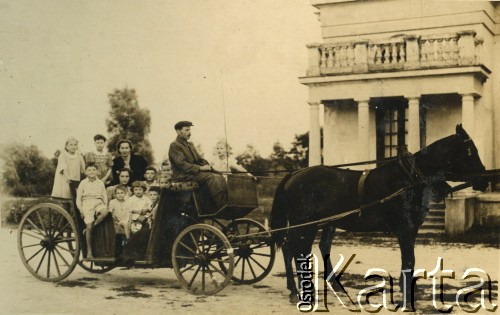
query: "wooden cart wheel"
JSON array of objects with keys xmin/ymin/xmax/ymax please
[
  {"xmin": 172, "ymin": 224, "xmax": 234, "ymax": 295},
  {"xmin": 224, "ymin": 219, "xmax": 275, "ymax": 284},
  {"xmin": 201, "ymin": 218, "xmax": 226, "ymax": 231},
  {"xmin": 17, "ymin": 203, "xmax": 80, "ymax": 282}
]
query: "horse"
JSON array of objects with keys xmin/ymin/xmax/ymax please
[{"xmin": 270, "ymin": 124, "xmax": 488, "ymax": 309}]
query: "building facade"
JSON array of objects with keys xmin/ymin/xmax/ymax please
[{"xmin": 300, "ymin": 0, "xmax": 499, "ymax": 233}]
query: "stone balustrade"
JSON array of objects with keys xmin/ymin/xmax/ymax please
[{"xmin": 306, "ymin": 31, "xmax": 483, "ymax": 76}]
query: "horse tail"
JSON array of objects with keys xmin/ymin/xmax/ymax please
[{"xmin": 270, "ymin": 173, "xmax": 293, "ymax": 249}]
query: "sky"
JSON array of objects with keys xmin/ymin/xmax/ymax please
[{"xmin": 0, "ymin": 0, "xmax": 321, "ymax": 163}]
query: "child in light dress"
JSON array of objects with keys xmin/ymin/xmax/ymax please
[
  {"xmin": 210, "ymin": 139, "xmax": 253, "ymax": 180},
  {"xmin": 108, "ymin": 185, "xmax": 131, "ymax": 239},
  {"xmin": 76, "ymin": 163, "xmax": 109, "ymax": 259},
  {"xmin": 52, "ymin": 137, "xmax": 85, "ymax": 199},
  {"xmin": 128, "ymin": 181, "xmax": 152, "ymax": 234}
]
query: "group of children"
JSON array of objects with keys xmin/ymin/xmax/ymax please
[{"xmin": 53, "ymin": 135, "xmax": 168, "ymax": 259}]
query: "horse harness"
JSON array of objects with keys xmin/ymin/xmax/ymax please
[{"xmin": 357, "ymin": 150, "xmax": 430, "ymax": 214}]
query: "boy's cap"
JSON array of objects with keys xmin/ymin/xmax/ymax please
[{"xmin": 174, "ymin": 121, "xmax": 193, "ymax": 130}]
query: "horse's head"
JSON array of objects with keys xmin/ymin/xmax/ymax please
[{"xmin": 446, "ymin": 124, "xmax": 487, "ymax": 191}]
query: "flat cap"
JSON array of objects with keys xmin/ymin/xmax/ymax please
[{"xmin": 174, "ymin": 121, "xmax": 194, "ymax": 130}]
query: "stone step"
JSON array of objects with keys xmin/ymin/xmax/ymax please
[
  {"xmin": 428, "ymin": 209, "xmax": 445, "ymax": 217},
  {"xmin": 421, "ymin": 221, "xmax": 445, "ymax": 230},
  {"xmin": 425, "ymin": 216, "xmax": 445, "ymax": 223},
  {"xmin": 419, "ymin": 227, "xmax": 445, "ymax": 234},
  {"xmin": 429, "ymin": 202, "xmax": 446, "ymax": 210}
]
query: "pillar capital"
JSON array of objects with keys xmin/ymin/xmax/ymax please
[
  {"xmin": 308, "ymin": 101, "xmax": 321, "ymax": 107},
  {"xmin": 405, "ymin": 95, "xmax": 421, "ymax": 101},
  {"xmin": 460, "ymin": 93, "xmax": 479, "ymax": 101}
]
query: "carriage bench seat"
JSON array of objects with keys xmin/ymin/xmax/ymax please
[
  {"xmin": 169, "ymin": 181, "xmax": 199, "ymax": 191},
  {"xmin": 198, "ymin": 175, "xmax": 259, "ymax": 220}
]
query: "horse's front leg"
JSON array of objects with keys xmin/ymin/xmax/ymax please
[
  {"xmin": 282, "ymin": 240, "xmax": 299, "ymax": 303},
  {"xmin": 396, "ymin": 227, "xmax": 418, "ymax": 310},
  {"xmin": 319, "ymin": 224, "xmax": 336, "ymax": 277}
]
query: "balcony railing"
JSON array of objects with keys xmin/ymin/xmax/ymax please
[{"xmin": 306, "ymin": 31, "xmax": 483, "ymax": 76}]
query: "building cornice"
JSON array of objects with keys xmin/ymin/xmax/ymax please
[{"xmin": 299, "ymin": 65, "xmax": 490, "ymax": 85}]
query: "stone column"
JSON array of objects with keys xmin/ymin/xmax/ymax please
[
  {"xmin": 461, "ymin": 94, "xmax": 475, "ymax": 139},
  {"xmin": 407, "ymin": 96, "xmax": 421, "ymax": 153},
  {"xmin": 356, "ymin": 99, "xmax": 370, "ymax": 161},
  {"xmin": 309, "ymin": 101, "xmax": 321, "ymax": 166}
]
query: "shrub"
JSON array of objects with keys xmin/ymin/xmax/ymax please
[{"xmin": 0, "ymin": 143, "xmax": 55, "ymax": 197}]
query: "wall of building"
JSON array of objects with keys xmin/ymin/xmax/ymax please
[
  {"xmin": 323, "ymin": 103, "xmax": 361, "ymax": 165},
  {"xmin": 493, "ymin": 32, "xmax": 500, "ymax": 171},
  {"xmin": 424, "ymin": 94, "xmax": 461, "ymax": 145},
  {"xmin": 315, "ymin": 0, "xmax": 496, "ymax": 41}
]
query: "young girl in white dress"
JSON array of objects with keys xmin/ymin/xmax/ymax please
[
  {"xmin": 210, "ymin": 139, "xmax": 251, "ymax": 178},
  {"xmin": 51, "ymin": 137, "xmax": 85, "ymax": 199}
]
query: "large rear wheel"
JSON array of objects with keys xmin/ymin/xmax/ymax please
[
  {"xmin": 172, "ymin": 224, "xmax": 234, "ymax": 295},
  {"xmin": 17, "ymin": 203, "xmax": 80, "ymax": 282}
]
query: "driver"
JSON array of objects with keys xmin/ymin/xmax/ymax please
[{"xmin": 168, "ymin": 121, "xmax": 228, "ymax": 210}]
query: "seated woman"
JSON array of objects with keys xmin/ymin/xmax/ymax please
[{"xmin": 106, "ymin": 168, "xmax": 132, "ymax": 202}]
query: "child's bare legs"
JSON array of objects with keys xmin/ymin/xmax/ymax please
[
  {"xmin": 94, "ymin": 209, "xmax": 109, "ymax": 226},
  {"xmin": 124, "ymin": 224, "xmax": 130, "ymax": 239},
  {"xmin": 85, "ymin": 222, "xmax": 94, "ymax": 259}
]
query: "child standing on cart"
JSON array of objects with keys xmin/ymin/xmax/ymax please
[
  {"xmin": 128, "ymin": 181, "xmax": 152, "ymax": 234},
  {"xmin": 76, "ymin": 162, "xmax": 109, "ymax": 259},
  {"xmin": 84, "ymin": 134, "xmax": 113, "ymax": 186}
]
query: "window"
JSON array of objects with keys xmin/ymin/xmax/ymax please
[{"xmin": 375, "ymin": 98, "xmax": 408, "ymax": 161}]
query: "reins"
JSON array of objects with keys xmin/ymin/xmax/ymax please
[
  {"xmin": 220, "ymin": 156, "xmax": 397, "ymax": 176},
  {"xmin": 230, "ymin": 186, "xmax": 410, "ymax": 240}
]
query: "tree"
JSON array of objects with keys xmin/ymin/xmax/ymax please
[
  {"xmin": 270, "ymin": 142, "xmax": 298, "ymax": 172},
  {"xmin": 106, "ymin": 88, "xmax": 154, "ymax": 163},
  {"xmin": 235, "ymin": 145, "xmax": 272, "ymax": 176},
  {"xmin": 0, "ymin": 143, "xmax": 55, "ymax": 197},
  {"xmin": 288, "ymin": 128, "xmax": 323, "ymax": 168}
]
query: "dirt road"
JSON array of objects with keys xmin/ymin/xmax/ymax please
[{"xmin": 1, "ymin": 227, "xmax": 497, "ymax": 314}]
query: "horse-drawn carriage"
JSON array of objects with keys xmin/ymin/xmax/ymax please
[
  {"xmin": 17, "ymin": 125, "xmax": 496, "ymax": 307},
  {"xmin": 17, "ymin": 175, "xmax": 275, "ymax": 295}
]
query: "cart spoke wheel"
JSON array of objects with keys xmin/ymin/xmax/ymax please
[
  {"xmin": 223, "ymin": 219, "xmax": 275, "ymax": 284},
  {"xmin": 201, "ymin": 218, "xmax": 226, "ymax": 231},
  {"xmin": 172, "ymin": 224, "xmax": 234, "ymax": 295},
  {"xmin": 17, "ymin": 203, "xmax": 80, "ymax": 282}
]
